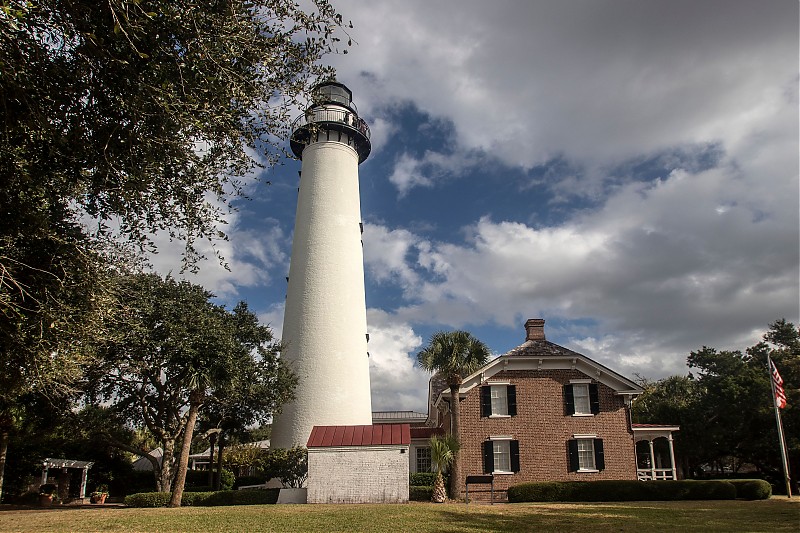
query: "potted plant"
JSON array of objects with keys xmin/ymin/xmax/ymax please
[
  {"xmin": 39, "ymin": 483, "xmax": 58, "ymax": 507},
  {"xmin": 90, "ymin": 484, "xmax": 109, "ymax": 504}
]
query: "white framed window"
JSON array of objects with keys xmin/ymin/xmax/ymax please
[
  {"xmin": 577, "ymin": 439, "xmax": 596, "ymax": 470},
  {"xmin": 573, "ymin": 384, "xmax": 591, "ymax": 415},
  {"xmin": 483, "ymin": 437, "xmax": 520, "ymax": 474},
  {"xmin": 569, "ymin": 435, "xmax": 604, "ymax": 473},
  {"xmin": 493, "ymin": 440, "xmax": 511, "ymax": 472},
  {"xmin": 490, "ymin": 385, "xmax": 508, "ymax": 416},
  {"xmin": 415, "ymin": 446, "xmax": 432, "ymax": 473},
  {"xmin": 481, "ymin": 384, "xmax": 517, "ymax": 417}
]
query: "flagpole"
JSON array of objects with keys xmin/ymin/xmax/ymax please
[{"xmin": 768, "ymin": 356, "xmax": 792, "ymax": 498}]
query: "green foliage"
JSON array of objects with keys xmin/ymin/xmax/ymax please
[
  {"xmin": 0, "ymin": 0, "xmax": 348, "ymax": 426},
  {"xmin": 416, "ymin": 331, "xmax": 491, "ymax": 386},
  {"xmin": 409, "ymin": 486, "xmax": 434, "ymax": 501},
  {"xmin": 258, "ymin": 447, "xmax": 308, "ymax": 488},
  {"xmin": 507, "ymin": 480, "xmax": 737, "ymax": 502},
  {"xmin": 727, "ymin": 479, "xmax": 772, "ymax": 500},
  {"xmin": 417, "ymin": 330, "xmax": 490, "ymax": 499},
  {"xmin": 1, "ymin": 0, "xmax": 348, "ymax": 261},
  {"xmin": 222, "ymin": 443, "xmax": 270, "ymax": 476},
  {"xmin": 219, "ymin": 469, "xmax": 235, "ymax": 491},
  {"xmin": 429, "ymin": 435, "xmax": 459, "ymax": 475},
  {"xmin": 633, "ymin": 320, "xmax": 799, "ymax": 485},
  {"xmin": 124, "ymin": 489, "xmax": 279, "ymax": 507},
  {"xmin": 410, "ymin": 472, "xmax": 437, "ymax": 486},
  {"xmin": 183, "ymin": 468, "xmax": 233, "ymax": 491},
  {"xmin": 184, "ymin": 469, "xmax": 233, "ymax": 490},
  {"xmin": 85, "ymin": 273, "xmax": 295, "ymax": 495}
]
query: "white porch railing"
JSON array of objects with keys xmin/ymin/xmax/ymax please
[{"xmin": 637, "ymin": 468, "xmax": 675, "ymax": 481}]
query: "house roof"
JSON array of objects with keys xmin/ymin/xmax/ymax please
[
  {"xmin": 132, "ymin": 448, "xmax": 163, "ymax": 471},
  {"xmin": 43, "ymin": 458, "xmax": 94, "ymax": 469},
  {"xmin": 307, "ymin": 424, "xmax": 411, "ymax": 447},
  {"xmin": 632, "ymin": 424, "xmax": 680, "ymax": 430},
  {"xmin": 372, "ymin": 411, "xmax": 427, "ymax": 424},
  {"xmin": 434, "ymin": 319, "xmax": 643, "ymax": 407}
]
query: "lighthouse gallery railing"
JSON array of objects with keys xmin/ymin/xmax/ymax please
[{"xmin": 291, "ymin": 107, "xmax": 371, "ymax": 140}]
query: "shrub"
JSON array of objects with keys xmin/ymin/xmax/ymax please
[
  {"xmin": 409, "ymin": 486, "xmax": 434, "ymax": 501},
  {"xmin": 508, "ymin": 480, "xmax": 736, "ymax": 502},
  {"xmin": 410, "ymin": 473, "xmax": 437, "ymax": 487},
  {"xmin": 184, "ymin": 485, "xmax": 213, "ymax": 492},
  {"xmin": 124, "ymin": 492, "xmax": 171, "ymax": 507},
  {"xmin": 219, "ymin": 469, "xmax": 235, "ymax": 490},
  {"xmin": 15, "ymin": 492, "xmax": 40, "ymax": 506},
  {"xmin": 727, "ymin": 479, "xmax": 772, "ymax": 500},
  {"xmin": 259, "ymin": 447, "xmax": 307, "ymax": 488},
  {"xmin": 124, "ymin": 489, "xmax": 280, "ymax": 507}
]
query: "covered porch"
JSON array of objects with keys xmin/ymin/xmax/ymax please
[
  {"xmin": 41, "ymin": 458, "xmax": 94, "ymax": 503},
  {"xmin": 632, "ymin": 424, "xmax": 680, "ymax": 481}
]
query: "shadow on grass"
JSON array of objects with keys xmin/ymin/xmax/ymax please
[{"xmin": 433, "ymin": 501, "xmax": 799, "ymax": 533}]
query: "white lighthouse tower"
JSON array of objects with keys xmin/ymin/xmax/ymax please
[{"xmin": 270, "ymin": 81, "xmax": 373, "ymax": 449}]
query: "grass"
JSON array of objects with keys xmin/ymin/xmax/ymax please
[{"xmin": 0, "ymin": 498, "xmax": 797, "ymax": 532}]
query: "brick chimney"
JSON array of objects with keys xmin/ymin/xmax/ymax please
[{"xmin": 524, "ymin": 318, "xmax": 546, "ymax": 341}]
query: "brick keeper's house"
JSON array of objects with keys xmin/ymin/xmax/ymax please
[{"xmin": 407, "ymin": 319, "xmax": 679, "ymax": 500}]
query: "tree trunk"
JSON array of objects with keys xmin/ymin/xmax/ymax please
[
  {"xmin": 0, "ymin": 425, "xmax": 9, "ymax": 503},
  {"xmin": 160, "ymin": 439, "xmax": 176, "ymax": 493},
  {"xmin": 169, "ymin": 390, "xmax": 203, "ymax": 507},
  {"xmin": 431, "ymin": 471, "xmax": 447, "ymax": 503},
  {"xmin": 448, "ymin": 376, "xmax": 462, "ymax": 500},
  {"xmin": 207, "ymin": 433, "xmax": 217, "ymax": 487},
  {"xmin": 214, "ymin": 434, "xmax": 226, "ymax": 491}
]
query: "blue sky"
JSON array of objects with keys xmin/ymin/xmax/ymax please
[{"xmin": 150, "ymin": 0, "xmax": 799, "ymax": 414}]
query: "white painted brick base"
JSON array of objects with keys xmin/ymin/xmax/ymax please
[{"xmin": 308, "ymin": 446, "xmax": 409, "ymax": 503}]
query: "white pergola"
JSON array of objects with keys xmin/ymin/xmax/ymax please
[
  {"xmin": 631, "ymin": 424, "xmax": 679, "ymax": 481},
  {"xmin": 41, "ymin": 458, "xmax": 94, "ymax": 501}
]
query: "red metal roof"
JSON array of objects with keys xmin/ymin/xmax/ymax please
[{"xmin": 307, "ymin": 424, "xmax": 411, "ymax": 447}]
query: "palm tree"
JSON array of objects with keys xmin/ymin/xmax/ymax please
[
  {"xmin": 429, "ymin": 435, "xmax": 459, "ymax": 502},
  {"xmin": 417, "ymin": 330, "xmax": 491, "ymax": 500}
]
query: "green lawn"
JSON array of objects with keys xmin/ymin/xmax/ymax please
[{"xmin": 0, "ymin": 499, "xmax": 797, "ymax": 532}]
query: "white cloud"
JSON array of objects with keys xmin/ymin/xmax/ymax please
[
  {"xmin": 387, "ymin": 153, "xmax": 434, "ymax": 196},
  {"xmin": 365, "ymin": 153, "xmax": 798, "ymax": 377},
  {"xmin": 146, "ymin": 210, "xmax": 289, "ymax": 299},
  {"xmin": 332, "ymin": 0, "xmax": 797, "ymax": 193},
  {"xmin": 366, "ymin": 309, "xmax": 429, "ymax": 412},
  {"xmin": 258, "ymin": 302, "xmax": 286, "ymax": 340}
]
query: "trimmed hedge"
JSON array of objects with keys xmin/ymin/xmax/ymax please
[
  {"xmin": 727, "ymin": 479, "xmax": 772, "ymax": 500},
  {"xmin": 124, "ymin": 489, "xmax": 280, "ymax": 507},
  {"xmin": 507, "ymin": 480, "xmax": 737, "ymax": 503},
  {"xmin": 409, "ymin": 486, "xmax": 434, "ymax": 501},
  {"xmin": 410, "ymin": 472, "xmax": 437, "ymax": 487},
  {"xmin": 124, "ymin": 492, "xmax": 172, "ymax": 508}
]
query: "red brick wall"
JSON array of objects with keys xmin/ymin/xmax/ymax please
[{"xmin": 456, "ymin": 369, "xmax": 637, "ymax": 499}]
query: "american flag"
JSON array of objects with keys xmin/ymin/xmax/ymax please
[{"xmin": 769, "ymin": 357, "xmax": 787, "ymax": 409}]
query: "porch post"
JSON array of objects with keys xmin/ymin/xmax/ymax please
[
  {"xmin": 41, "ymin": 465, "xmax": 48, "ymax": 486},
  {"xmin": 648, "ymin": 440, "xmax": 656, "ymax": 480},
  {"xmin": 667, "ymin": 435, "xmax": 677, "ymax": 480},
  {"xmin": 79, "ymin": 467, "xmax": 88, "ymax": 499}
]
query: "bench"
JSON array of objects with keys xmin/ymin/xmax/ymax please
[{"xmin": 464, "ymin": 474, "xmax": 494, "ymax": 504}]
